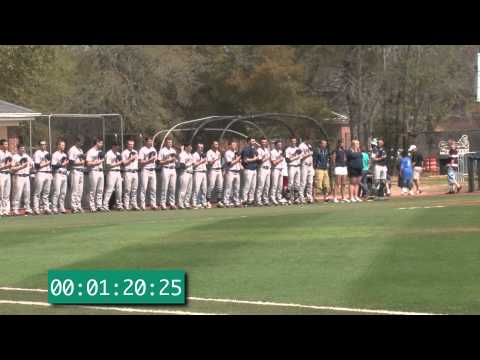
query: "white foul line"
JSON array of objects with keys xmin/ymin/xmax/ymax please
[
  {"xmin": 0, "ymin": 299, "xmax": 222, "ymax": 315},
  {"xmin": 0, "ymin": 286, "xmax": 444, "ymax": 315}
]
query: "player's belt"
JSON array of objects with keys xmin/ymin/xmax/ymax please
[
  {"xmin": 73, "ymin": 168, "xmax": 85, "ymax": 172},
  {"xmin": 54, "ymin": 169, "xmax": 68, "ymax": 175},
  {"xmin": 210, "ymin": 168, "xmax": 222, "ymax": 171},
  {"xmin": 288, "ymin": 164, "xmax": 300, "ymax": 167},
  {"xmin": 261, "ymin": 166, "xmax": 271, "ymax": 170},
  {"xmin": 0, "ymin": 171, "xmax": 10, "ymax": 174},
  {"xmin": 185, "ymin": 170, "xmax": 193, "ymax": 174},
  {"xmin": 194, "ymin": 170, "xmax": 206, "ymax": 173},
  {"xmin": 90, "ymin": 169, "xmax": 103, "ymax": 172},
  {"xmin": 108, "ymin": 169, "xmax": 121, "ymax": 172},
  {"xmin": 124, "ymin": 169, "xmax": 138, "ymax": 173},
  {"xmin": 143, "ymin": 168, "xmax": 155, "ymax": 171},
  {"xmin": 228, "ymin": 169, "xmax": 241, "ymax": 173},
  {"xmin": 38, "ymin": 171, "xmax": 52, "ymax": 174},
  {"xmin": 13, "ymin": 173, "xmax": 29, "ymax": 177},
  {"xmin": 302, "ymin": 163, "xmax": 312, "ymax": 166},
  {"xmin": 164, "ymin": 166, "xmax": 176, "ymax": 169}
]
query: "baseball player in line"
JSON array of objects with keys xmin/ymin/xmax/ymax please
[
  {"xmin": 241, "ymin": 137, "xmax": 259, "ymax": 206},
  {"xmin": 86, "ymin": 138, "xmax": 105, "ymax": 212},
  {"xmin": 10, "ymin": 144, "xmax": 33, "ymax": 216},
  {"xmin": 158, "ymin": 138, "xmax": 177, "ymax": 210},
  {"xmin": 223, "ymin": 141, "xmax": 242, "ymax": 207},
  {"xmin": 51, "ymin": 140, "xmax": 69, "ymax": 214},
  {"xmin": 298, "ymin": 137, "xmax": 315, "ymax": 204},
  {"xmin": 68, "ymin": 138, "xmax": 86, "ymax": 213},
  {"xmin": 192, "ymin": 143, "xmax": 208, "ymax": 209},
  {"xmin": 206, "ymin": 141, "xmax": 224, "ymax": 208},
  {"xmin": 122, "ymin": 139, "xmax": 140, "ymax": 211},
  {"xmin": 255, "ymin": 137, "xmax": 271, "ymax": 206},
  {"xmin": 285, "ymin": 137, "xmax": 303, "ymax": 204},
  {"xmin": 0, "ymin": 139, "xmax": 13, "ymax": 216},
  {"xmin": 139, "ymin": 137, "xmax": 158, "ymax": 210},
  {"xmin": 177, "ymin": 144, "xmax": 194, "ymax": 209},
  {"xmin": 32, "ymin": 140, "xmax": 52, "ymax": 215},
  {"xmin": 269, "ymin": 140, "xmax": 286, "ymax": 205},
  {"xmin": 102, "ymin": 142, "xmax": 124, "ymax": 211}
]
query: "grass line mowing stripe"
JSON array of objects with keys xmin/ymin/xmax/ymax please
[
  {"xmin": 0, "ymin": 286, "xmax": 445, "ymax": 315},
  {"xmin": 0, "ymin": 300, "xmax": 223, "ymax": 315}
]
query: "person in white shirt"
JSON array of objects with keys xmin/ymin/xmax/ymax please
[
  {"xmin": 51, "ymin": 140, "xmax": 69, "ymax": 214},
  {"xmin": 177, "ymin": 144, "xmax": 194, "ymax": 209},
  {"xmin": 285, "ymin": 136, "xmax": 303, "ymax": 204},
  {"xmin": 158, "ymin": 138, "xmax": 178, "ymax": 210},
  {"xmin": 192, "ymin": 143, "xmax": 208, "ymax": 209},
  {"xmin": 255, "ymin": 137, "xmax": 271, "ymax": 206},
  {"xmin": 0, "ymin": 139, "xmax": 13, "ymax": 216},
  {"xmin": 206, "ymin": 140, "xmax": 224, "ymax": 208},
  {"xmin": 298, "ymin": 137, "xmax": 315, "ymax": 204},
  {"xmin": 85, "ymin": 138, "xmax": 105, "ymax": 212},
  {"xmin": 68, "ymin": 138, "xmax": 86, "ymax": 213},
  {"xmin": 102, "ymin": 142, "xmax": 124, "ymax": 211},
  {"xmin": 270, "ymin": 140, "xmax": 286, "ymax": 205},
  {"xmin": 32, "ymin": 140, "xmax": 53, "ymax": 215},
  {"xmin": 138, "ymin": 137, "xmax": 158, "ymax": 210},
  {"xmin": 121, "ymin": 139, "xmax": 140, "ymax": 211},
  {"xmin": 222, "ymin": 141, "xmax": 243, "ymax": 207},
  {"xmin": 10, "ymin": 143, "xmax": 33, "ymax": 215}
]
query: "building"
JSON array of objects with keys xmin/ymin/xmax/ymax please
[{"xmin": 0, "ymin": 100, "xmax": 41, "ymax": 153}]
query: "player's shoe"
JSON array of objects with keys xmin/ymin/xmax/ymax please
[
  {"xmin": 217, "ymin": 201, "xmax": 225, "ymax": 208},
  {"xmin": 170, "ymin": 205, "xmax": 177, "ymax": 210},
  {"xmin": 25, "ymin": 209, "xmax": 33, "ymax": 215}
]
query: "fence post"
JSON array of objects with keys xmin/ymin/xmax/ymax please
[{"xmin": 468, "ymin": 155, "xmax": 475, "ymax": 192}]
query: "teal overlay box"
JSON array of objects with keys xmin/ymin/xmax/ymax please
[{"xmin": 48, "ymin": 270, "xmax": 185, "ymax": 304}]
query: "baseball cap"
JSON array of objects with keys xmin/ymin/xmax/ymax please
[{"xmin": 408, "ymin": 145, "xmax": 417, "ymax": 152}]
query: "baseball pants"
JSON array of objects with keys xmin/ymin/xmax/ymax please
[
  {"xmin": 270, "ymin": 168, "xmax": 284, "ymax": 202},
  {"xmin": 192, "ymin": 172, "xmax": 207, "ymax": 206},
  {"xmin": 241, "ymin": 169, "xmax": 257, "ymax": 203},
  {"xmin": 177, "ymin": 171, "xmax": 193, "ymax": 208},
  {"xmin": 0, "ymin": 173, "xmax": 11, "ymax": 215},
  {"xmin": 33, "ymin": 172, "xmax": 52, "ymax": 212},
  {"xmin": 207, "ymin": 169, "xmax": 223, "ymax": 203},
  {"xmin": 300, "ymin": 165, "xmax": 314, "ymax": 201},
  {"xmin": 160, "ymin": 168, "xmax": 176, "ymax": 207},
  {"xmin": 52, "ymin": 173, "xmax": 68, "ymax": 212},
  {"xmin": 288, "ymin": 166, "xmax": 301, "ymax": 199},
  {"xmin": 223, "ymin": 171, "xmax": 241, "ymax": 206},
  {"xmin": 88, "ymin": 171, "xmax": 104, "ymax": 211},
  {"xmin": 70, "ymin": 169, "xmax": 84, "ymax": 211},
  {"xmin": 140, "ymin": 169, "xmax": 157, "ymax": 209},
  {"xmin": 123, "ymin": 172, "xmax": 139, "ymax": 210},
  {"xmin": 103, "ymin": 171, "xmax": 123, "ymax": 209},
  {"xmin": 255, "ymin": 167, "xmax": 271, "ymax": 204},
  {"xmin": 12, "ymin": 175, "xmax": 31, "ymax": 212}
]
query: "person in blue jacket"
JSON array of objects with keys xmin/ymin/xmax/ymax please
[{"xmin": 399, "ymin": 150, "xmax": 414, "ymax": 196}]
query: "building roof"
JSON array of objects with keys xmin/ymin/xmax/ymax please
[{"xmin": 0, "ymin": 100, "xmax": 42, "ymax": 124}]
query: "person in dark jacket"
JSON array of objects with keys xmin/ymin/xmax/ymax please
[
  {"xmin": 346, "ymin": 139, "xmax": 363, "ymax": 203},
  {"xmin": 313, "ymin": 140, "xmax": 330, "ymax": 202}
]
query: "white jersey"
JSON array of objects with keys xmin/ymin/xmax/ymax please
[
  {"xmin": 0, "ymin": 150, "xmax": 13, "ymax": 171},
  {"xmin": 257, "ymin": 147, "xmax": 271, "ymax": 168},
  {"xmin": 270, "ymin": 148, "xmax": 284, "ymax": 170},
  {"xmin": 33, "ymin": 150, "xmax": 51, "ymax": 172},
  {"xmin": 159, "ymin": 147, "xmax": 177, "ymax": 169},
  {"xmin": 206, "ymin": 149, "xmax": 222, "ymax": 169},
  {"xmin": 178, "ymin": 150, "xmax": 194, "ymax": 172},
  {"xmin": 285, "ymin": 146, "xmax": 301, "ymax": 166},
  {"xmin": 86, "ymin": 147, "xmax": 103, "ymax": 171},
  {"xmin": 139, "ymin": 146, "xmax": 157, "ymax": 170},
  {"xmin": 68, "ymin": 145, "xmax": 84, "ymax": 169},
  {"xmin": 224, "ymin": 150, "xmax": 241, "ymax": 171},
  {"xmin": 299, "ymin": 142, "xmax": 313, "ymax": 165},
  {"xmin": 122, "ymin": 149, "xmax": 139, "ymax": 171},
  {"xmin": 52, "ymin": 151, "xmax": 68, "ymax": 173},
  {"xmin": 105, "ymin": 150, "xmax": 122, "ymax": 170},
  {"xmin": 192, "ymin": 151, "xmax": 207, "ymax": 172},
  {"xmin": 12, "ymin": 153, "xmax": 32, "ymax": 175}
]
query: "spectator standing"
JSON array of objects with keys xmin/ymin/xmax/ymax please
[
  {"xmin": 409, "ymin": 145, "xmax": 424, "ymax": 195},
  {"xmin": 313, "ymin": 140, "xmax": 330, "ymax": 202},
  {"xmin": 346, "ymin": 140, "xmax": 363, "ymax": 203},
  {"xmin": 331, "ymin": 139, "xmax": 348, "ymax": 203}
]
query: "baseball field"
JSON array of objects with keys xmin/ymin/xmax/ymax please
[{"xmin": 1, "ymin": 190, "xmax": 480, "ymax": 315}]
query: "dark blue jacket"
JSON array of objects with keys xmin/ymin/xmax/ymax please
[
  {"xmin": 241, "ymin": 146, "xmax": 258, "ymax": 171},
  {"xmin": 313, "ymin": 148, "xmax": 330, "ymax": 170}
]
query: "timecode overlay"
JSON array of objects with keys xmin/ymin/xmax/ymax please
[{"xmin": 48, "ymin": 270, "xmax": 186, "ymax": 305}]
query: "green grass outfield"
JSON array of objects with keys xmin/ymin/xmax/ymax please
[{"xmin": 1, "ymin": 194, "xmax": 480, "ymax": 315}]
